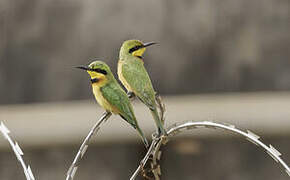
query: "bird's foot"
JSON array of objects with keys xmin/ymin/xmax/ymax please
[
  {"xmin": 152, "ymin": 132, "xmax": 160, "ymax": 140},
  {"xmin": 153, "ymin": 129, "xmax": 169, "ymax": 145},
  {"xmin": 127, "ymin": 91, "xmax": 135, "ymax": 99}
]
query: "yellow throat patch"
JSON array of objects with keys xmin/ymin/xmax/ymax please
[{"xmin": 132, "ymin": 47, "xmax": 146, "ymax": 57}]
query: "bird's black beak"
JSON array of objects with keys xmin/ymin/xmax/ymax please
[
  {"xmin": 75, "ymin": 66, "xmax": 91, "ymax": 71},
  {"xmin": 143, "ymin": 42, "xmax": 158, "ymax": 48}
]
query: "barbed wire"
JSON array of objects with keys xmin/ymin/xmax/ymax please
[
  {"xmin": 66, "ymin": 112, "xmax": 112, "ymax": 180},
  {"xmin": 0, "ymin": 121, "xmax": 35, "ymax": 180},
  {"xmin": 130, "ymin": 121, "xmax": 290, "ymax": 179},
  {"xmin": 1, "ymin": 116, "xmax": 289, "ymax": 180}
]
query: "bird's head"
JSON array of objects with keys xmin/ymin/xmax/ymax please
[
  {"xmin": 76, "ymin": 60, "xmax": 113, "ymax": 84},
  {"xmin": 120, "ymin": 39, "xmax": 157, "ymax": 59}
]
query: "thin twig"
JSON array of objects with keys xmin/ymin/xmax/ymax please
[
  {"xmin": 0, "ymin": 122, "xmax": 35, "ymax": 180},
  {"xmin": 130, "ymin": 121, "xmax": 290, "ymax": 179},
  {"xmin": 66, "ymin": 112, "xmax": 112, "ymax": 180}
]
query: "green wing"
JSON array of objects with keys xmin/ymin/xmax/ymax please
[
  {"xmin": 100, "ymin": 81, "xmax": 138, "ymax": 128},
  {"xmin": 122, "ymin": 59, "xmax": 156, "ymax": 110}
]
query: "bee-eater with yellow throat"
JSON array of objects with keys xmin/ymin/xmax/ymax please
[
  {"xmin": 118, "ymin": 40, "xmax": 167, "ymax": 136},
  {"xmin": 76, "ymin": 60, "xmax": 149, "ymax": 147}
]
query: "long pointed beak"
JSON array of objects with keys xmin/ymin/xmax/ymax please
[
  {"xmin": 143, "ymin": 42, "xmax": 158, "ymax": 48},
  {"xmin": 75, "ymin": 65, "xmax": 91, "ymax": 71}
]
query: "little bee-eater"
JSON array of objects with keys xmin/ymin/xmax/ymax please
[
  {"xmin": 118, "ymin": 40, "xmax": 167, "ymax": 136},
  {"xmin": 76, "ymin": 60, "xmax": 149, "ymax": 148}
]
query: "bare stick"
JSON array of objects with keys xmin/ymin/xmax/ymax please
[
  {"xmin": 0, "ymin": 122, "xmax": 35, "ymax": 180},
  {"xmin": 66, "ymin": 112, "xmax": 112, "ymax": 180},
  {"xmin": 130, "ymin": 121, "xmax": 290, "ymax": 179}
]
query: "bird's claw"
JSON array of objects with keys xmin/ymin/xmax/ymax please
[{"xmin": 127, "ymin": 91, "xmax": 135, "ymax": 99}]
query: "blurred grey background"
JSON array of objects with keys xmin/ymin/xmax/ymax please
[{"xmin": 0, "ymin": 0, "xmax": 290, "ymax": 179}]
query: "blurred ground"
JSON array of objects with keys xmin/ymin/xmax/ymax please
[{"xmin": 0, "ymin": 0, "xmax": 290, "ymax": 179}]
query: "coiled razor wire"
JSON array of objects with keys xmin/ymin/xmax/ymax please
[
  {"xmin": 1, "ymin": 119, "xmax": 289, "ymax": 180},
  {"xmin": 130, "ymin": 121, "xmax": 290, "ymax": 180},
  {"xmin": 0, "ymin": 122, "xmax": 35, "ymax": 180}
]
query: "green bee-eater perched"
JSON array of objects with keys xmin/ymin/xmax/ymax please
[
  {"xmin": 118, "ymin": 40, "xmax": 167, "ymax": 136},
  {"xmin": 76, "ymin": 60, "xmax": 149, "ymax": 148}
]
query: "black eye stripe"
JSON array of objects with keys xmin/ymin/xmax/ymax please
[
  {"xmin": 129, "ymin": 45, "xmax": 143, "ymax": 53},
  {"xmin": 94, "ymin": 68, "xmax": 107, "ymax": 75},
  {"xmin": 90, "ymin": 78, "xmax": 99, "ymax": 83}
]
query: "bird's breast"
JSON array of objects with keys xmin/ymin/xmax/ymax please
[
  {"xmin": 118, "ymin": 60, "xmax": 133, "ymax": 92},
  {"xmin": 92, "ymin": 84, "xmax": 117, "ymax": 113}
]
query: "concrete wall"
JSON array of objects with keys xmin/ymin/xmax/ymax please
[{"xmin": 0, "ymin": 0, "xmax": 290, "ymax": 104}]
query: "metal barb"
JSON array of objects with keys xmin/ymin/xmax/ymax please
[
  {"xmin": 155, "ymin": 94, "xmax": 166, "ymax": 124},
  {"xmin": 0, "ymin": 122, "xmax": 10, "ymax": 134},
  {"xmin": 157, "ymin": 165, "xmax": 161, "ymax": 175},
  {"xmin": 0, "ymin": 121, "xmax": 35, "ymax": 180},
  {"xmin": 81, "ymin": 145, "xmax": 88, "ymax": 158},
  {"xmin": 246, "ymin": 130, "xmax": 260, "ymax": 140},
  {"xmin": 269, "ymin": 144, "xmax": 282, "ymax": 156},
  {"xmin": 71, "ymin": 167, "xmax": 78, "ymax": 178},
  {"xmin": 157, "ymin": 151, "xmax": 162, "ymax": 160},
  {"xmin": 27, "ymin": 166, "xmax": 35, "ymax": 180},
  {"xmin": 15, "ymin": 142, "xmax": 24, "ymax": 155},
  {"xmin": 228, "ymin": 124, "xmax": 235, "ymax": 128}
]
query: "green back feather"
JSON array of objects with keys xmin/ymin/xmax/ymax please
[
  {"xmin": 121, "ymin": 57, "xmax": 156, "ymax": 110},
  {"xmin": 101, "ymin": 81, "xmax": 137, "ymax": 128}
]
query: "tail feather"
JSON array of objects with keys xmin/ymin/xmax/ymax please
[
  {"xmin": 136, "ymin": 126, "xmax": 149, "ymax": 148},
  {"xmin": 119, "ymin": 114, "xmax": 149, "ymax": 148},
  {"xmin": 150, "ymin": 108, "xmax": 167, "ymax": 136}
]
